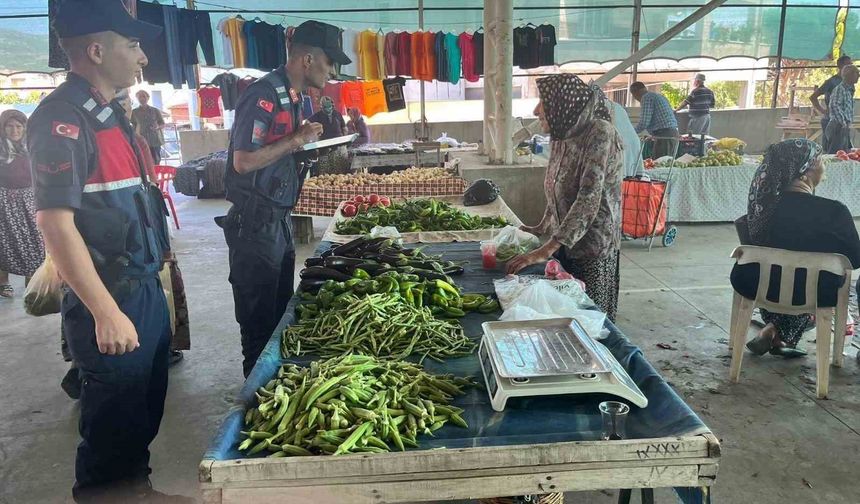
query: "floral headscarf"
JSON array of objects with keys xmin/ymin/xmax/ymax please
[
  {"xmin": 536, "ymin": 74, "xmax": 611, "ymax": 140},
  {"xmin": 0, "ymin": 109, "xmax": 27, "ymax": 163},
  {"xmin": 747, "ymin": 138, "xmax": 822, "ymax": 244}
]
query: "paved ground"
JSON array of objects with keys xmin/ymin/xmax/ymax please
[{"xmin": 1, "ymin": 194, "xmax": 858, "ymax": 503}]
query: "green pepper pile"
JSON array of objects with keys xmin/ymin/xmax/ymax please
[
  {"xmin": 334, "ymin": 198, "xmax": 510, "ymax": 235},
  {"xmin": 238, "ymin": 355, "xmax": 475, "ymax": 457},
  {"xmin": 285, "ymin": 292, "xmax": 476, "ymax": 361}
]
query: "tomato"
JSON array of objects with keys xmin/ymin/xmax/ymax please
[
  {"xmin": 342, "ymin": 204, "xmax": 357, "ymax": 217},
  {"xmin": 368, "ymin": 194, "xmax": 380, "ymax": 205},
  {"xmin": 353, "ymin": 195, "xmax": 366, "ymax": 204},
  {"xmin": 358, "ymin": 203, "xmax": 370, "ymax": 213},
  {"xmin": 545, "ymin": 259, "xmax": 561, "ymax": 277},
  {"xmin": 379, "ymin": 197, "xmax": 391, "ymax": 207},
  {"xmin": 836, "ymin": 150, "xmax": 847, "ymax": 157}
]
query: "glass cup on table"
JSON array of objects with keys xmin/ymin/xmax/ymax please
[
  {"xmin": 599, "ymin": 401, "xmax": 630, "ymax": 440},
  {"xmin": 480, "ymin": 240, "xmax": 497, "ymax": 269}
]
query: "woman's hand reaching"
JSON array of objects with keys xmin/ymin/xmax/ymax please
[{"xmin": 505, "ymin": 238, "xmax": 562, "ymax": 274}]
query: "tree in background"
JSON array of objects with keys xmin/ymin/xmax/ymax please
[{"xmin": 0, "ymin": 91, "xmax": 42, "ymax": 105}]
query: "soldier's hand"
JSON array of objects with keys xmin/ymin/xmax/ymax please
[
  {"xmin": 94, "ymin": 308, "xmax": 140, "ymax": 355},
  {"xmin": 297, "ymin": 122, "xmax": 324, "ymax": 144}
]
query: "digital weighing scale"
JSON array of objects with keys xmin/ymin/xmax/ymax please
[{"xmin": 478, "ymin": 318, "xmax": 648, "ymax": 411}]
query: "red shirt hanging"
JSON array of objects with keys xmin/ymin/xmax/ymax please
[
  {"xmin": 197, "ymin": 87, "xmax": 222, "ymax": 118},
  {"xmin": 458, "ymin": 33, "xmax": 479, "ymax": 82},
  {"xmin": 340, "ymin": 81, "xmax": 366, "ymax": 115}
]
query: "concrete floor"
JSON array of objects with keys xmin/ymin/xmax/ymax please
[{"xmin": 1, "ymin": 194, "xmax": 858, "ymax": 504}]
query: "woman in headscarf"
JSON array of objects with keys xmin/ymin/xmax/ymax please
[
  {"xmin": 507, "ymin": 74, "xmax": 624, "ymax": 321},
  {"xmin": 0, "ymin": 109, "xmax": 45, "ymax": 297},
  {"xmin": 731, "ymin": 139, "xmax": 860, "ymax": 357},
  {"xmin": 308, "ymin": 96, "xmax": 350, "ymax": 175}
]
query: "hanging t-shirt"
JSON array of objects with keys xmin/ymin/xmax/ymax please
[
  {"xmin": 435, "ymin": 32, "xmax": 447, "ymax": 82},
  {"xmin": 383, "ymin": 77, "xmax": 407, "ymax": 112},
  {"xmin": 411, "ymin": 31, "xmax": 435, "ymax": 82},
  {"xmin": 212, "ymin": 72, "xmax": 240, "ymax": 110},
  {"xmin": 536, "ymin": 24, "xmax": 557, "ymax": 67},
  {"xmin": 216, "ymin": 18, "xmax": 234, "ymax": 67},
  {"xmin": 377, "ymin": 32, "xmax": 387, "ymax": 78},
  {"xmin": 237, "ymin": 76, "xmax": 257, "ymax": 97},
  {"xmin": 223, "ymin": 18, "xmax": 247, "ymax": 68},
  {"xmin": 384, "ymin": 32, "xmax": 398, "ymax": 77},
  {"xmin": 302, "ymin": 94, "xmax": 315, "ymax": 118},
  {"xmin": 473, "ymin": 30, "xmax": 484, "ymax": 76},
  {"xmin": 242, "ymin": 22, "xmax": 260, "ymax": 69},
  {"xmin": 362, "ymin": 81, "xmax": 388, "ymax": 118},
  {"xmin": 359, "ymin": 30, "xmax": 382, "ymax": 80},
  {"xmin": 323, "ymin": 81, "xmax": 346, "ymax": 115},
  {"xmin": 341, "ymin": 81, "xmax": 366, "ymax": 114},
  {"xmin": 513, "ymin": 26, "xmax": 536, "ymax": 69},
  {"xmin": 340, "ymin": 29, "xmax": 360, "ymax": 77},
  {"xmin": 197, "ymin": 87, "xmax": 222, "ymax": 118},
  {"xmin": 252, "ymin": 21, "xmax": 282, "ymax": 70},
  {"xmin": 396, "ymin": 32, "xmax": 412, "ymax": 76},
  {"xmin": 444, "ymin": 33, "xmax": 462, "ymax": 85},
  {"xmin": 458, "ymin": 33, "xmax": 478, "ymax": 82}
]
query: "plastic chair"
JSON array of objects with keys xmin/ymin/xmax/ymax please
[
  {"xmin": 154, "ymin": 165, "xmax": 180, "ymax": 230},
  {"xmin": 729, "ymin": 246, "xmax": 852, "ymax": 398}
]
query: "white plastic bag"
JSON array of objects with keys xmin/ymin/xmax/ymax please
[
  {"xmin": 499, "ymin": 280, "xmax": 607, "ymax": 339},
  {"xmin": 435, "ymin": 132, "xmax": 460, "ymax": 148},
  {"xmin": 494, "ymin": 275, "xmax": 590, "ymax": 310},
  {"xmin": 492, "ymin": 225, "xmax": 540, "ymax": 261},
  {"xmin": 23, "ymin": 254, "xmax": 64, "ymax": 316}
]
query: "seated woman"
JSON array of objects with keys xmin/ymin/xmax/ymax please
[{"xmin": 731, "ymin": 139, "xmax": 860, "ymax": 358}]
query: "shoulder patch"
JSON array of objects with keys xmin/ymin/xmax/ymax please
[
  {"xmin": 257, "ymin": 99, "xmax": 274, "ymax": 113},
  {"xmin": 52, "ymin": 121, "xmax": 80, "ymax": 140},
  {"xmin": 252, "ymin": 120, "xmax": 267, "ymax": 145}
]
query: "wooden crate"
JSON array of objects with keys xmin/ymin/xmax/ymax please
[{"xmin": 199, "ymin": 433, "xmax": 720, "ymax": 503}]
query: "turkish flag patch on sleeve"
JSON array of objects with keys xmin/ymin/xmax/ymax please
[
  {"xmin": 52, "ymin": 121, "xmax": 80, "ymax": 140},
  {"xmin": 257, "ymin": 99, "xmax": 274, "ymax": 113}
]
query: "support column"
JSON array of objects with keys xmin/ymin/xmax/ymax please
[
  {"xmin": 628, "ymin": 0, "xmax": 642, "ymax": 106},
  {"xmin": 771, "ymin": 0, "xmax": 788, "ymax": 109},
  {"xmin": 483, "ymin": 0, "xmax": 514, "ymax": 165}
]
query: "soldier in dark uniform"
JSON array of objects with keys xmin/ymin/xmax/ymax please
[
  {"xmin": 219, "ymin": 21, "xmax": 351, "ymax": 376},
  {"xmin": 28, "ymin": 1, "xmax": 188, "ymax": 501}
]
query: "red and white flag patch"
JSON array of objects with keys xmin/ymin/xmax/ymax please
[
  {"xmin": 52, "ymin": 121, "xmax": 80, "ymax": 140},
  {"xmin": 257, "ymin": 99, "xmax": 274, "ymax": 113}
]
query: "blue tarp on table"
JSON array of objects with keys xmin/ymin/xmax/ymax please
[{"xmin": 204, "ymin": 242, "xmax": 713, "ymax": 503}]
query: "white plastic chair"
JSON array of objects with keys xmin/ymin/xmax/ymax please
[{"xmin": 729, "ymin": 246, "xmax": 853, "ymax": 398}]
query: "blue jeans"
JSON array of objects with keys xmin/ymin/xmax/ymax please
[{"xmin": 64, "ymin": 277, "xmax": 170, "ymax": 496}]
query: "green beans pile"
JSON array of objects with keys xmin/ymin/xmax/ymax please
[
  {"xmin": 238, "ymin": 355, "xmax": 475, "ymax": 457},
  {"xmin": 283, "ymin": 293, "xmax": 476, "ymax": 362}
]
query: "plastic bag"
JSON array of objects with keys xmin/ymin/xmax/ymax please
[
  {"xmin": 435, "ymin": 132, "xmax": 460, "ymax": 148},
  {"xmin": 492, "ymin": 226, "xmax": 540, "ymax": 261},
  {"xmin": 464, "ymin": 179, "xmax": 500, "ymax": 206},
  {"xmin": 494, "ymin": 275, "xmax": 590, "ymax": 310},
  {"xmin": 23, "ymin": 254, "xmax": 64, "ymax": 316},
  {"xmin": 369, "ymin": 226, "xmax": 404, "ymax": 247},
  {"xmin": 499, "ymin": 280, "xmax": 607, "ymax": 339}
]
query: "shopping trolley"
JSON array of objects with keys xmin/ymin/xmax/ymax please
[{"xmin": 621, "ymin": 136, "xmax": 680, "ymax": 250}]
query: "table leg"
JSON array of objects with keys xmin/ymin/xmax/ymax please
[
  {"xmin": 641, "ymin": 488, "xmax": 655, "ymax": 504},
  {"xmin": 617, "ymin": 489, "xmax": 632, "ymax": 504}
]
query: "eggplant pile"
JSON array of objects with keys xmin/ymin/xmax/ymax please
[{"xmin": 297, "ymin": 237, "xmax": 464, "ymax": 294}]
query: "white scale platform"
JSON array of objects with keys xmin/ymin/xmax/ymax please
[{"xmin": 479, "ymin": 318, "xmax": 648, "ymax": 411}]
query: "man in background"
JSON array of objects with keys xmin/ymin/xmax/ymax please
[
  {"xmin": 308, "ymin": 96, "xmax": 346, "ymax": 140},
  {"xmin": 630, "ymin": 81, "xmax": 679, "ymax": 158},
  {"xmin": 825, "ymin": 64, "xmax": 859, "ymax": 153},
  {"xmin": 676, "ymin": 73, "xmax": 715, "ymax": 136},
  {"xmin": 811, "ymin": 54, "xmax": 852, "ymax": 146},
  {"xmin": 131, "ymin": 89, "xmax": 165, "ymax": 164}
]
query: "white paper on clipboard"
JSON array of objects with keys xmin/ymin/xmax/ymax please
[{"xmin": 298, "ymin": 134, "xmax": 358, "ymax": 152}]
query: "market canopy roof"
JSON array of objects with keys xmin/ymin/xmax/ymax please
[{"xmin": 2, "ymin": 0, "xmax": 857, "ymax": 74}]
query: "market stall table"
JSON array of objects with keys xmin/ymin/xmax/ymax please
[
  {"xmin": 200, "ymin": 242, "xmax": 719, "ymax": 503},
  {"xmin": 646, "ymin": 160, "xmax": 860, "ymax": 222}
]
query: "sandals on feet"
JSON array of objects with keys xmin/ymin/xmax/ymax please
[
  {"xmin": 0, "ymin": 284, "xmax": 13, "ymax": 298},
  {"xmin": 746, "ymin": 335, "xmax": 773, "ymax": 356}
]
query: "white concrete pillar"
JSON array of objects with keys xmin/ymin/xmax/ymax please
[
  {"xmin": 482, "ymin": 0, "xmax": 514, "ymax": 165},
  {"xmin": 189, "ymin": 88, "xmax": 201, "ymax": 131}
]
